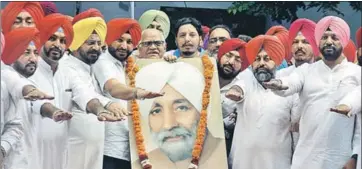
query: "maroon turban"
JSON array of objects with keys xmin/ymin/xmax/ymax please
[{"xmin": 39, "ymin": 1, "xmax": 58, "ymax": 16}]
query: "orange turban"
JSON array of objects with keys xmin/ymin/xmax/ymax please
[
  {"xmin": 315, "ymin": 16, "xmax": 350, "ymax": 48},
  {"xmin": 1, "ymin": 27, "xmax": 41, "ymax": 65},
  {"xmin": 288, "ymin": 18, "xmax": 319, "ymax": 57},
  {"xmin": 343, "ymin": 40, "xmax": 357, "ymax": 62},
  {"xmin": 37, "ymin": 13, "xmax": 74, "ymax": 49},
  {"xmin": 1, "ymin": 2, "xmax": 44, "ymax": 34},
  {"xmin": 266, "ymin": 25, "xmax": 291, "ymax": 62},
  {"xmin": 217, "ymin": 38, "xmax": 249, "ymax": 70},
  {"xmin": 246, "ymin": 35, "xmax": 285, "ymax": 66},
  {"xmin": 356, "ymin": 27, "xmax": 362, "ymax": 48},
  {"xmin": 72, "ymin": 8, "xmax": 104, "ymax": 25},
  {"xmin": 106, "ymin": 18, "xmax": 142, "ymax": 46}
]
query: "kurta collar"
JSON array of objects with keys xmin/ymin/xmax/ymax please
[
  {"xmin": 38, "ymin": 57, "xmax": 53, "ymax": 74},
  {"xmin": 68, "ymin": 54, "xmax": 91, "ymax": 74}
]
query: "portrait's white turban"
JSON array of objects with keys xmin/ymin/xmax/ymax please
[{"xmin": 135, "ymin": 61, "xmax": 205, "ymax": 117}]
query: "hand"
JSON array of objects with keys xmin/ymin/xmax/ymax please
[
  {"xmin": 263, "ymin": 79, "xmax": 289, "ymax": 90},
  {"xmin": 225, "ymin": 86, "xmax": 244, "ymax": 101},
  {"xmin": 163, "ymin": 54, "xmax": 177, "ymax": 63},
  {"xmin": 342, "ymin": 158, "xmax": 357, "ymax": 169},
  {"xmin": 52, "ymin": 110, "xmax": 73, "ymax": 122},
  {"xmin": 136, "ymin": 88, "xmax": 164, "ymax": 99},
  {"xmin": 330, "ymin": 104, "xmax": 352, "ymax": 117},
  {"xmin": 289, "ymin": 122, "xmax": 299, "ymax": 132},
  {"xmin": 23, "ymin": 88, "xmax": 54, "ymax": 101},
  {"xmin": 103, "ymin": 102, "xmax": 131, "ymax": 121}
]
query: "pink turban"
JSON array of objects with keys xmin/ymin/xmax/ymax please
[
  {"xmin": 315, "ymin": 16, "xmax": 350, "ymax": 48},
  {"xmin": 289, "ymin": 18, "xmax": 319, "ymax": 57},
  {"xmin": 1, "ymin": 32, "xmax": 4, "ymax": 56}
]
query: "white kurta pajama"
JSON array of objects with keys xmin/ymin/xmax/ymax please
[
  {"xmin": 92, "ymin": 51, "xmax": 130, "ymax": 161},
  {"xmin": 273, "ymin": 59, "xmax": 361, "ymax": 169},
  {"xmin": 60, "ymin": 55, "xmax": 112, "ymax": 169},
  {"xmin": 228, "ymin": 74, "xmax": 300, "ymax": 169},
  {"xmin": 30, "ymin": 57, "xmax": 97, "ymax": 169}
]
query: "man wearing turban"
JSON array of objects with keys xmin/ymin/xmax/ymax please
[
  {"xmin": 1, "ymin": 2, "xmax": 44, "ymax": 34},
  {"xmin": 266, "ymin": 25, "xmax": 291, "ymax": 70},
  {"xmin": 137, "ymin": 29, "xmax": 167, "ymax": 59},
  {"xmin": 92, "ymin": 18, "xmax": 162, "ymax": 169},
  {"xmin": 138, "ymin": 9, "xmax": 170, "ymax": 39},
  {"xmin": 343, "ymin": 40, "xmax": 357, "ymax": 63},
  {"xmin": 72, "ymin": 8, "xmax": 104, "ymax": 25},
  {"xmin": 262, "ymin": 16, "xmax": 361, "ymax": 169},
  {"xmin": 356, "ymin": 27, "xmax": 362, "ymax": 66},
  {"xmin": 2, "ymin": 27, "xmax": 73, "ymax": 169},
  {"xmin": 225, "ymin": 35, "xmax": 299, "ymax": 169},
  {"xmin": 39, "ymin": 1, "xmax": 58, "ymax": 16},
  {"xmin": 131, "ymin": 61, "xmax": 226, "ymax": 169}
]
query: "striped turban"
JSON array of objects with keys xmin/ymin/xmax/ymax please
[
  {"xmin": 246, "ymin": 35, "xmax": 285, "ymax": 66},
  {"xmin": 106, "ymin": 18, "xmax": 142, "ymax": 46},
  {"xmin": 69, "ymin": 17, "xmax": 107, "ymax": 51},
  {"xmin": 138, "ymin": 10, "xmax": 170, "ymax": 39},
  {"xmin": 1, "ymin": 2, "xmax": 44, "ymax": 34},
  {"xmin": 266, "ymin": 25, "xmax": 291, "ymax": 62},
  {"xmin": 289, "ymin": 18, "xmax": 319, "ymax": 57},
  {"xmin": 72, "ymin": 8, "xmax": 104, "ymax": 25},
  {"xmin": 218, "ymin": 38, "xmax": 249, "ymax": 70},
  {"xmin": 1, "ymin": 27, "xmax": 41, "ymax": 65},
  {"xmin": 315, "ymin": 16, "xmax": 350, "ymax": 48}
]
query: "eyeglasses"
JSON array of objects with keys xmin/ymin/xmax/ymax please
[
  {"xmin": 209, "ymin": 37, "xmax": 228, "ymax": 44},
  {"xmin": 140, "ymin": 40, "xmax": 165, "ymax": 47}
]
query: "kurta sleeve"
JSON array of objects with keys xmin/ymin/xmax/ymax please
[
  {"xmin": 338, "ymin": 85, "xmax": 361, "ymax": 116},
  {"xmin": 273, "ymin": 63, "xmax": 308, "ymax": 97},
  {"xmin": 1, "ymin": 69, "xmax": 32, "ymax": 100},
  {"xmin": 290, "ymin": 94, "xmax": 301, "ymax": 150},
  {"xmin": 92, "ymin": 59, "xmax": 121, "ymax": 94},
  {"xmin": 352, "ymin": 113, "xmax": 361, "ymax": 155},
  {"xmin": 31, "ymin": 100, "xmax": 50, "ymax": 115}
]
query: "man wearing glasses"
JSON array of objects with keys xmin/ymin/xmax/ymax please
[
  {"xmin": 207, "ymin": 25, "xmax": 233, "ymax": 58},
  {"xmin": 138, "ymin": 29, "xmax": 167, "ymax": 59}
]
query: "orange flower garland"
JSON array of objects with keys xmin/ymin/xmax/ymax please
[{"xmin": 126, "ymin": 55, "xmax": 214, "ymax": 169}]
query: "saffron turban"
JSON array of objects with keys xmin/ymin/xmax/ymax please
[
  {"xmin": 37, "ymin": 13, "xmax": 74, "ymax": 48},
  {"xmin": 343, "ymin": 40, "xmax": 357, "ymax": 62},
  {"xmin": 72, "ymin": 8, "xmax": 104, "ymax": 25},
  {"xmin": 315, "ymin": 16, "xmax": 350, "ymax": 48},
  {"xmin": 1, "ymin": 2, "xmax": 44, "ymax": 34},
  {"xmin": 356, "ymin": 27, "xmax": 362, "ymax": 48},
  {"xmin": 217, "ymin": 38, "xmax": 249, "ymax": 70},
  {"xmin": 69, "ymin": 17, "xmax": 107, "ymax": 51},
  {"xmin": 106, "ymin": 18, "xmax": 142, "ymax": 46},
  {"xmin": 39, "ymin": 1, "xmax": 58, "ymax": 16},
  {"xmin": 1, "ymin": 27, "xmax": 41, "ymax": 65},
  {"xmin": 266, "ymin": 25, "xmax": 291, "ymax": 62},
  {"xmin": 1, "ymin": 32, "xmax": 5, "ymax": 56},
  {"xmin": 138, "ymin": 10, "xmax": 170, "ymax": 39},
  {"xmin": 246, "ymin": 35, "xmax": 285, "ymax": 66},
  {"xmin": 289, "ymin": 18, "xmax": 319, "ymax": 57}
]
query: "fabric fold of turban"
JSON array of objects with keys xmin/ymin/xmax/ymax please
[
  {"xmin": 1, "ymin": 32, "xmax": 4, "ymax": 56},
  {"xmin": 106, "ymin": 18, "xmax": 142, "ymax": 46},
  {"xmin": 1, "ymin": 27, "xmax": 41, "ymax": 65},
  {"xmin": 135, "ymin": 62, "xmax": 205, "ymax": 114},
  {"xmin": 1, "ymin": 2, "xmax": 44, "ymax": 34},
  {"xmin": 343, "ymin": 40, "xmax": 357, "ymax": 62},
  {"xmin": 315, "ymin": 16, "xmax": 350, "ymax": 48},
  {"xmin": 289, "ymin": 18, "xmax": 319, "ymax": 57},
  {"xmin": 69, "ymin": 17, "xmax": 107, "ymax": 51},
  {"xmin": 37, "ymin": 13, "xmax": 74, "ymax": 48},
  {"xmin": 266, "ymin": 25, "xmax": 291, "ymax": 62},
  {"xmin": 246, "ymin": 35, "xmax": 285, "ymax": 66},
  {"xmin": 138, "ymin": 10, "xmax": 170, "ymax": 39},
  {"xmin": 356, "ymin": 27, "xmax": 361, "ymax": 48},
  {"xmin": 39, "ymin": 1, "xmax": 58, "ymax": 16},
  {"xmin": 217, "ymin": 38, "xmax": 249, "ymax": 71},
  {"xmin": 72, "ymin": 8, "xmax": 104, "ymax": 25}
]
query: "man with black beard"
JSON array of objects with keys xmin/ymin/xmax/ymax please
[
  {"xmin": 92, "ymin": 18, "xmax": 164, "ymax": 169},
  {"xmin": 225, "ymin": 35, "xmax": 300, "ymax": 169},
  {"xmin": 262, "ymin": 16, "xmax": 361, "ymax": 169},
  {"xmin": 216, "ymin": 38, "xmax": 249, "ymax": 158}
]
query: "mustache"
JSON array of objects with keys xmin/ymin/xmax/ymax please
[
  {"xmin": 87, "ymin": 49, "xmax": 101, "ymax": 55},
  {"xmin": 182, "ymin": 43, "xmax": 194, "ymax": 47},
  {"xmin": 295, "ymin": 49, "xmax": 305, "ymax": 54},
  {"xmin": 26, "ymin": 62, "xmax": 37, "ymax": 67},
  {"xmin": 256, "ymin": 67, "xmax": 272, "ymax": 73},
  {"xmin": 155, "ymin": 126, "xmax": 193, "ymax": 144},
  {"xmin": 322, "ymin": 45, "xmax": 336, "ymax": 51},
  {"xmin": 223, "ymin": 64, "xmax": 234, "ymax": 71},
  {"xmin": 49, "ymin": 46, "xmax": 63, "ymax": 53}
]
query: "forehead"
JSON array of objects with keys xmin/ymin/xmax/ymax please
[
  {"xmin": 224, "ymin": 50, "xmax": 239, "ymax": 57},
  {"xmin": 143, "ymin": 30, "xmax": 163, "ymax": 41},
  {"xmin": 210, "ymin": 28, "xmax": 230, "ymax": 38},
  {"xmin": 16, "ymin": 11, "xmax": 32, "ymax": 19},
  {"xmin": 26, "ymin": 43, "xmax": 37, "ymax": 50},
  {"xmin": 178, "ymin": 24, "xmax": 198, "ymax": 34},
  {"xmin": 294, "ymin": 32, "xmax": 307, "ymax": 40},
  {"xmin": 86, "ymin": 33, "xmax": 101, "ymax": 41},
  {"xmin": 257, "ymin": 49, "xmax": 268, "ymax": 56},
  {"xmin": 323, "ymin": 30, "xmax": 336, "ymax": 36},
  {"xmin": 120, "ymin": 33, "xmax": 132, "ymax": 39},
  {"xmin": 53, "ymin": 31, "xmax": 66, "ymax": 38}
]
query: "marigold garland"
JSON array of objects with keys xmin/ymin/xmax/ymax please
[{"xmin": 126, "ymin": 55, "xmax": 214, "ymax": 169}]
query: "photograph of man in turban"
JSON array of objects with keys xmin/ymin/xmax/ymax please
[{"xmin": 129, "ymin": 60, "xmax": 227, "ymax": 169}]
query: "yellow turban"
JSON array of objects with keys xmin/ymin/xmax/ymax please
[
  {"xmin": 138, "ymin": 10, "xmax": 170, "ymax": 39},
  {"xmin": 69, "ymin": 17, "xmax": 107, "ymax": 51}
]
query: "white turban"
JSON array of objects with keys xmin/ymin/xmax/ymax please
[{"xmin": 135, "ymin": 61, "xmax": 205, "ymax": 116}]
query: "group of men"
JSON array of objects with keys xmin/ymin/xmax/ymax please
[{"xmin": 0, "ymin": 1, "xmax": 361, "ymax": 169}]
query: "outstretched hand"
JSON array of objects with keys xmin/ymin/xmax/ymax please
[
  {"xmin": 163, "ymin": 54, "xmax": 177, "ymax": 63},
  {"xmin": 225, "ymin": 86, "xmax": 244, "ymax": 101},
  {"xmin": 330, "ymin": 104, "xmax": 352, "ymax": 117},
  {"xmin": 137, "ymin": 88, "xmax": 164, "ymax": 99},
  {"xmin": 24, "ymin": 88, "xmax": 54, "ymax": 101},
  {"xmin": 52, "ymin": 110, "xmax": 73, "ymax": 122}
]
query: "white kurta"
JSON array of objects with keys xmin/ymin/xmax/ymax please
[
  {"xmin": 229, "ymin": 74, "xmax": 299, "ymax": 169},
  {"xmin": 277, "ymin": 65, "xmax": 296, "ymax": 77},
  {"xmin": 92, "ymin": 51, "xmax": 130, "ymax": 161},
  {"xmin": 60, "ymin": 55, "xmax": 111, "ymax": 169},
  {"xmin": 29, "ymin": 57, "xmax": 96, "ymax": 169},
  {"xmin": 274, "ymin": 59, "xmax": 361, "ymax": 169},
  {"xmin": 1, "ymin": 79, "xmax": 24, "ymax": 169}
]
